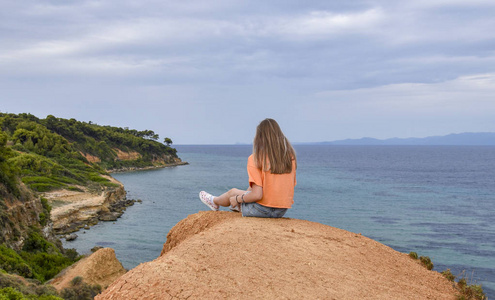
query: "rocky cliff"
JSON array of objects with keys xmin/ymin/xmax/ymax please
[
  {"xmin": 45, "ymin": 179, "xmax": 128, "ymax": 235},
  {"xmin": 97, "ymin": 211, "xmax": 458, "ymax": 299},
  {"xmin": 0, "ymin": 182, "xmax": 57, "ymax": 250}
]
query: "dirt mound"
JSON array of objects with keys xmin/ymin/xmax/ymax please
[
  {"xmin": 50, "ymin": 248, "xmax": 126, "ymax": 291},
  {"xmin": 97, "ymin": 211, "xmax": 457, "ymax": 299}
]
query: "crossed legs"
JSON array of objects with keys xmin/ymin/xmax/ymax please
[{"xmin": 213, "ymin": 188, "xmax": 247, "ymax": 207}]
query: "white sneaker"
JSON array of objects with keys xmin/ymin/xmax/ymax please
[{"xmin": 199, "ymin": 191, "xmax": 219, "ymax": 211}]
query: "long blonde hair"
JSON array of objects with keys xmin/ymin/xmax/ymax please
[{"xmin": 253, "ymin": 118, "xmax": 296, "ymax": 174}]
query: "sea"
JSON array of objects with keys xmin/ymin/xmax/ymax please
[{"xmin": 63, "ymin": 145, "xmax": 495, "ymax": 297}]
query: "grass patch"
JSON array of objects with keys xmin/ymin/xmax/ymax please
[
  {"xmin": 21, "ymin": 177, "xmax": 66, "ymax": 192},
  {"xmin": 101, "ymin": 182, "xmax": 120, "ymax": 188},
  {"xmin": 67, "ymin": 186, "xmax": 84, "ymax": 192},
  {"xmin": 29, "ymin": 183, "xmax": 64, "ymax": 192},
  {"xmin": 88, "ymin": 174, "xmax": 109, "ymax": 183}
]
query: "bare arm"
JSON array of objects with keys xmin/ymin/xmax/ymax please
[
  {"xmin": 242, "ymin": 184, "xmax": 262, "ymax": 203},
  {"xmin": 229, "ymin": 184, "xmax": 263, "ymax": 207}
]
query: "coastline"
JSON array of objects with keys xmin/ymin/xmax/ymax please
[
  {"xmin": 107, "ymin": 161, "xmax": 189, "ymax": 173},
  {"xmin": 44, "ymin": 176, "xmax": 129, "ymax": 236},
  {"xmin": 46, "ymin": 161, "xmax": 188, "ymax": 237}
]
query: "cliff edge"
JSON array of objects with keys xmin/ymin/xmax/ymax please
[{"xmin": 97, "ymin": 211, "xmax": 457, "ymax": 299}]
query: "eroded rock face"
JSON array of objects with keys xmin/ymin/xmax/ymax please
[
  {"xmin": 0, "ymin": 182, "xmax": 57, "ymax": 250},
  {"xmin": 50, "ymin": 248, "xmax": 127, "ymax": 291},
  {"xmin": 47, "ymin": 181, "xmax": 128, "ymax": 235},
  {"xmin": 97, "ymin": 211, "xmax": 457, "ymax": 300}
]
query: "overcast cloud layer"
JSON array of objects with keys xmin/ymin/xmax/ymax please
[{"xmin": 1, "ymin": 0, "xmax": 494, "ymax": 144}]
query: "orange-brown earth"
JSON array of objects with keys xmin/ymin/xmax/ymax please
[
  {"xmin": 97, "ymin": 211, "xmax": 457, "ymax": 299},
  {"xmin": 50, "ymin": 248, "xmax": 126, "ymax": 291}
]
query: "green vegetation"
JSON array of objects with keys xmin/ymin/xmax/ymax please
[
  {"xmin": 457, "ymin": 278, "xmax": 485, "ymax": 300},
  {"xmin": 1, "ymin": 229, "xmax": 80, "ymax": 283},
  {"xmin": 163, "ymin": 137, "xmax": 173, "ymax": 146},
  {"xmin": 0, "ymin": 287, "xmax": 62, "ymax": 300},
  {"xmin": 60, "ymin": 276, "xmax": 101, "ymax": 300},
  {"xmin": 419, "ymin": 256, "xmax": 434, "ymax": 270},
  {"xmin": 441, "ymin": 269, "xmax": 486, "ymax": 300},
  {"xmin": 1, "ymin": 271, "xmax": 101, "ymax": 300},
  {"xmin": 0, "ymin": 131, "xmax": 20, "ymax": 197},
  {"xmin": 0, "ymin": 112, "xmax": 180, "ymax": 299},
  {"xmin": 442, "ymin": 269, "xmax": 456, "ymax": 282},
  {"xmin": 0, "ymin": 112, "xmax": 178, "ymax": 192},
  {"xmin": 408, "ymin": 252, "xmax": 433, "ymax": 270},
  {"xmin": 409, "ymin": 252, "xmax": 486, "ymax": 300}
]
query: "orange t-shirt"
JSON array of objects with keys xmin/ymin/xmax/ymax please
[{"xmin": 247, "ymin": 154, "xmax": 296, "ymax": 209}]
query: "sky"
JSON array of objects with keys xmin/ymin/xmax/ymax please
[{"xmin": 1, "ymin": 0, "xmax": 494, "ymax": 144}]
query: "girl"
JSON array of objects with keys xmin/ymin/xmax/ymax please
[{"xmin": 199, "ymin": 118, "xmax": 297, "ymax": 218}]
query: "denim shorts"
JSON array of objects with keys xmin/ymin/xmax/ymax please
[{"xmin": 241, "ymin": 202, "xmax": 287, "ymax": 218}]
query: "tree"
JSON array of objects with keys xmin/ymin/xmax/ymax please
[{"xmin": 163, "ymin": 137, "xmax": 173, "ymax": 146}]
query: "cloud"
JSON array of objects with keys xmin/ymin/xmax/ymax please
[
  {"xmin": 1, "ymin": 1, "xmax": 495, "ymax": 143},
  {"xmin": 304, "ymin": 73, "xmax": 495, "ymax": 120}
]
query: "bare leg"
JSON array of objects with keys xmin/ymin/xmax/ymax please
[{"xmin": 213, "ymin": 188, "xmax": 247, "ymax": 207}]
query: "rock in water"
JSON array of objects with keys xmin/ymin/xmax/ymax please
[
  {"xmin": 65, "ymin": 233, "xmax": 78, "ymax": 241},
  {"xmin": 98, "ymin": 212, "xmax": 119, "ymax": 222},
  {"xmin": 96, "ymin": 211, "xmax": 457, "ymax": 299}
]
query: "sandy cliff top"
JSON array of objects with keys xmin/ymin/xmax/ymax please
[{"xmin": 97, "ymin": 211, "xmax": 457, "ymax": 299}]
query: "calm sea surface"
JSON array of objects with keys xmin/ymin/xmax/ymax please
[{"xmin": 63, "ymin": 145, "xmax": 495, "ymax": 297}]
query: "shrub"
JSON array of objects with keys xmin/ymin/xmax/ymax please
[
  {"xmin": 60, "ymin": 276, "xmax": 102, "ymax": 300},
  {"xmin": 63, "ymin": 249, "xmax": 80, "ymax": 262},
  {"xmin": 0, "ymin": 245, "xmax": 33, "ymax": 278},
  {"xmin": 456, "ymin": 273, "xmax": 486, "ymax": 300},
  {"xmin": 0, "ymin": 287, "xmax": 24, "ymax": 300},
  {"xmin": 21, "ymin": 230, "xmax": 58, "ymax": 254},
  {"xmin": 442, "ymin": 269, "xmax": 456, "ymax": 282},
  {"xmin": 0, "ymin": 279, "xmax": 62, "ymax": 300},
  {"xmin": 419, "ymin": 256, "xmax": 434, "ymax": 270},
  {"xmin": 20, "ymin": 252, "xmax": 73, "ymax": 283},
  {"xmin": 40, "ymin": 198, "xmax": 51, "ymax": 213},
  {"xmin": 408, "ymin": 252, "xmax": 418, "ymax": 259},
  {"xmin": 0, "ymin": 229, "xmax": 80, "ymax": 283},
  {"xmin": 71, "ymin": 277, "xmax": 83, "ymax": 286}
]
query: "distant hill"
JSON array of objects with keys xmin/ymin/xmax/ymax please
[{"xmin": 316, "ymin": 132, "xmax": 495, "ymax": 146}]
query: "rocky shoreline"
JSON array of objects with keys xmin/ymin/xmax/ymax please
[
  {"xmin": 46, "ymin": 163, "xmax": 187, "ymax": 239},
  {"xmin": 107, "ymin": 161, "xmax": 189, "ymax": 173},
  {"xmin": 44, "ymin": 179, "xmax": 131, "ymax": 238},
  {"xmin": 45, "ymin": 162, "xmax": 188, "ymax": 237}
]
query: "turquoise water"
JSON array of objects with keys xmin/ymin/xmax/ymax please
[{"xmin": 63, "ymin": 145, "xmax": 495, "ymax": 297}]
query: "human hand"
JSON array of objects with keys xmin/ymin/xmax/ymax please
[{"xmin": 229, "ymin": 195, "xmax": 239, "ymax": 208}]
